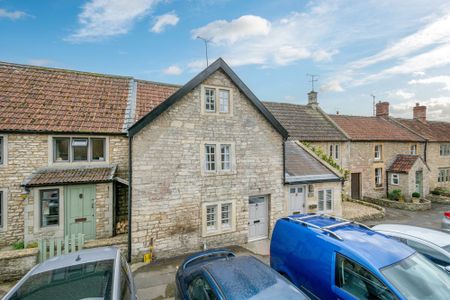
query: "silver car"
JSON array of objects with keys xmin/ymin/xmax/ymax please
[
  {"xmin": 443, "ymin": 212, "xmax": 450, "ymax": 232},
  {"xmin": 372, "ymin": 224, "xmax": 450, "ymax": 270},
  {"xmin": 3, "ymin": 247, "xmax": 136, "ymax": 300}
]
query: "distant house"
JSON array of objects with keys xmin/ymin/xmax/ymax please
[{"xmin": 0, "ymin": 61, "xmax": 178, "ymax": 246}]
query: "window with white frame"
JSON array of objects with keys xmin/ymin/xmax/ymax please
[
  {"xmin": 374, "ymin": 145, "xmax": 382, "ymax": 160},
  {"xmin": 205, "ymin": 88, "xmax": 216, "ymax": 112},
  {"xmin": 318, "ymin": 189, "xmax": 332, "ymax": 212},
  {"xmin": 438, "ymin": 168, "xmax": 450, "ymax": 182},
  {"xmin": 205, "ymin": 144, "xmax": 216, "ymax": 171},
  {"xmin": 375, "ymin": 168, "xmax": 383, "ymax": 187},
  {"xmin": 40, "ymin": 189, "xmax": 59, "ymax": 227},
  {"xmin": 53, "ymin": 137, "xmax": 106, "ymax": 163},
  {"xmin": 219, "ymin": 89, "xmax": 230, "ymax": 113},
  {"xmin": 391, "ymin": 174, "xmax": 399, "ymax": 185},
  {"xmin": 0, "ymin": 136, "xmax": 4, "ymax": 165},
  {"xmin": 440, "ymin": 144, "xmax": 450, "ymax": 156},
  {"xmin": 221, "ymin": 144, "xmax": 231, "ymax": 170},
  {"xmin": 410, "ymin": 144, "xmax": 417, "ymax": 155},
  {"xmin": 204, "ymin": 143, "xmax": 233, "ymax": 172},
  {"xmin": 203, "ymin": 202, "xmax": 234, "ymax": 235},
  {"xmin": 206, "ymin": 205, "xmax": 217, "ymax": 232}
]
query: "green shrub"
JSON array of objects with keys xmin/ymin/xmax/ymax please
[
  {"xmin": 388, "ymin": 189, "xmax": 402, "ymax": 201},
  {"xmin": 412, "ymin": 192, "xmax": 420, "ymax": 198},
  {"xmin": 12, "ymin": 241, "xmax": 25, "ymax": 250},
  {"xmin": 431, "ymin": 189, "xmax": 441, "ymax": 195},
  {"xmin": 26, "ymin": 242, "xmax": 38, "ymax": 248},
  {"xmin": 433, "ymin": 187, "xmax": 450, "ymax": 196}
]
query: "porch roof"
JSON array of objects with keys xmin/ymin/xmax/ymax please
[
  {"xmin": 22, "ymin": 165, "xmax": 117, "ymax": 187},
  {"xmin": 387, "ymin": 155, "xmax": 429, "ymax": 173}
]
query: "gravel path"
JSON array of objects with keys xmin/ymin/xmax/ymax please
[{"xmin": 342, "ymin": 201, "xmax": 381, "ymax": 220}]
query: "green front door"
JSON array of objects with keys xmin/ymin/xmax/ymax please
[
  {"xmin": 65, "ymin": 185, "xmax": 96, "ymax": 240},
  {"xmin": 415, "ymin": 171, "xmax": 423, "ymax": 196}
]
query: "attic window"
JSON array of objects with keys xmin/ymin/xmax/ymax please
[
  {"xmin": 205, "ymin": 88, "xmax": 216, "ymax": 112},
  {"xmin": 202, "ymin": 86, "xmax": 232, "ymax": 115},
  {"xmin": 53, "ymin": 137, "xmax": 106, "ymax": 163}
]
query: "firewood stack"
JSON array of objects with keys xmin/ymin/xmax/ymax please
[{"xmin": 116, "ymin": 220, "xmax": 128, "ymax": 234}]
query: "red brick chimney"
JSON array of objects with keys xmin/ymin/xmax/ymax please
[
  {"xmin": 413, "ymin": 102, "xmax": 427, "ymax": 122},
  {"xmin": 376, "ymin": 101, "xmax": 389, "ymax": 117}
]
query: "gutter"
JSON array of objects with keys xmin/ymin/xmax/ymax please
[{"xmin": 127, "ymin": 135, "xmax": 132, "ymax": 262}]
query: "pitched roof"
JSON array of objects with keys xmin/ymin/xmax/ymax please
[
  {"xmin": 387, "ymin": 155, "xmax": 420, "ymax": 173},
  {"xmin": 285, "ymin": 141, "xmax": 341, "ymax": 183},
  {"xmin": 395, "ymin": 119, "xmax": 450, "ymax": 142},
  {"xmin": 0, "ymin": 61, "xmax": 179, "ymax": 134},
  {"xmin": 129, "ymin": 58, "xmax": 288, "ymax": 138},
  {"xmin": 263, "ymin": 102, "xmax": 347, "ymax": 141},
  {"xmin": 22, "ymin": 165, "xmax": 116, "ymax": 187},
  {"xmin": 329, "ymin": 115, "xmax": 424, "ymax": 142}
]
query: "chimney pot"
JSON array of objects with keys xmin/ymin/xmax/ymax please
[
  {"xmin": 375, "ymin": 101, "xmax": 389, "ymax": 117},
  {"xmin": 413, "ymin": 103, "xmax": 427, "ymax": 122}
]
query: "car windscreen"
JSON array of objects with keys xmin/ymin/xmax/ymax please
[
  {"xmin": 381, "ymin": 253, "xmax": 450, "ymax": 300},
  {"xmin": 8, "ymin": 259, "xmax": 114, "ymax": 300}
]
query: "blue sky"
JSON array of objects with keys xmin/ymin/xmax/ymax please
[{"xmin": 1, "ymin": 0, "xmax": 450, "ymax": 120}]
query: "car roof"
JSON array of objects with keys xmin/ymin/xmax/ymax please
[
  {"xmin": 284, "ymin": 215, "xmax": 415, "ymax": 269},
  {"xmin": 372, "ymin": 224, "xmax": 450, "ymax": 247},
  {"xmin": 31, "ymin": 247, "xmax": 119, "ymax": 275},
  {"xmin": 204, "ymin": 256, "xmax": 307, "ymax": 299}
]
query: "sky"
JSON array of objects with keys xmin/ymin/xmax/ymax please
[{"xmin": 1, "ymin": 0, "xmax": 450, "ymax": 121}]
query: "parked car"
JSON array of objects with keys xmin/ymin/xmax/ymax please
[
  {"xmin": 271, "ymin": 214, "xmax": 450, "ymax": 300},
  {"xmin": 443, "ymin": 211, "xmax": 450, "ymax": 232},
  {"xmin": 372, "ymin": 223, "xmax": 450, "ymax": 269},
  {"xmin": 175, "ymin": 249, "xmax": 309, "ymax": 300},
  {"xmin": 3, "ymin": 247, "xmax": 136, "ymax": 300}
]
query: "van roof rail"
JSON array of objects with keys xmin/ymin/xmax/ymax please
[{"xmin": 285, "ymin": 214, "xmax": 372, "ymax": 241}]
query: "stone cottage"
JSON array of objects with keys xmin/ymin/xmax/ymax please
[
  {"xmin": 395, "ymin": 103, "xmax": 450, "ymax": 191},
  {"xmin": 0, "ymin": 61, "xmax": 178, "ymax": 246},
  {"xmin": 387, "ymin": 154, "xmax": 430, "ymax": 200}
]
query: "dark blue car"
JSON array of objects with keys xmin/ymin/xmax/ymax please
[
  {"xmin": 270, "ymin": 214, "xmax": 450, "ymax": 300},
  {"xmin": 175, "ymin": 249, "xmax": 309, "ymax": 300}
]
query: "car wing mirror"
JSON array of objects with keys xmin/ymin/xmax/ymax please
[{"xmin": 445, "ymin": 266, "xmax": 450, "ymax": 273}]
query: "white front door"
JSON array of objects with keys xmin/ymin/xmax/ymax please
[
  {"xmin": 248, "ymin": 196, "xmax": 268, "ymax": 241},
  {"xmin": 288, "ymin": 186, "xmax": 305, "ymax": 215}
]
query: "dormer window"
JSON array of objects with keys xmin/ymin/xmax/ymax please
[{"xmin": 202, "ymin": 85, "xmax": 232, "ymax": 115}]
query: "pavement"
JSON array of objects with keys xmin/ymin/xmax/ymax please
[{"xmin": 365, "ymin": 202, "xmax": 449, "ymax": 229}]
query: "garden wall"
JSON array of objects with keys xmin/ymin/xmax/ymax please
[{"xmin": 363, "ymin": 196, "xmax": 431, "ymax": 211}]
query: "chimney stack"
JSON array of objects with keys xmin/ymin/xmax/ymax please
[
  {"xmin": 413, "ymin": 103, "xmax": 427, "ymax": 122},
  {"xmin": 375, "ymin": 101, "xmax": 389, "ymax": 117},
  {"xmin": 307, "ymin": 91, "xmax": 318, "ymax": 108}
]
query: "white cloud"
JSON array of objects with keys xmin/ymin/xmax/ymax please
[
  {"xmin": 0, "ymin": 8, "xmax": 27, "ymax": 20},
  {"xmin": 151, "ymin": 12, "xmax": 179, "ymax": 33},
  {"xmin": 391, "ymin": 97, "xmax": 450, "ymax": 121},
  {"xmin": 412, "ymin": 71, "xmax": 426, "ymax": 77},
  {"xmin": 394, "ymin": 89, "xmax": 415, "ymax": 100},
  {"xmin": 351, "ymin": 9, "xmax": 450, "ymax": 69},
  {"xmin": 409, "ymin": 75, "xmax": 450, "ymax": 91},
  {"xmin": 28, "ymin": 59, "xmax": 56, "ymax": 67},
  {"xmin": 67, "ymin": 0, "xmax": 159, "ymax": 42},
  {"xmin": 191, "ymin": 15, "xmax": 271, "ymax": 45},
  {"xmin": 162, "ymin": 65, "xmax": 182, "ymax": 75},
  {"xmin": 321, "ymin": 80, "xmax": 344, "ymax": 92}
]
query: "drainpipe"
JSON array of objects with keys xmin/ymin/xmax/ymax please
[
  {"xmin": 424, "ymin": 140, "xmax": 428, "ymax": 162},
  {"xmin": 127, "ymin": 136, "xmax": 133, "ymax": 263},
  {"xmin": 385, "ymin": 170, "xmax": 389, "ymax": 198},
  {"xmin": 282, "ymin": 140, "xmax": 286, "ymax": 184}
]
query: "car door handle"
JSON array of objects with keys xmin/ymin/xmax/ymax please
[{"xmin": 254, "ymin": 220, "xmax": 261, "ymax": 224}]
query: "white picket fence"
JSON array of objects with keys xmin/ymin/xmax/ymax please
[{"xmin": 37, "ymin": 234, "xmax": 85, "ymax": 262}]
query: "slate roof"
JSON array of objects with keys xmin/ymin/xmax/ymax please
[
  {"xmin": 329, "ymin": 115, "xmax": 424, "ymax": 142},
  {"xmin": 263, "ymin": 102, "xmax": 347, "ymax": 141},
  {"xmin": 22, "ymin": 165, "xmax": 117, "ymax": 187},
  {"xmin": 388, "ymin": 155, "xmax": 420, "ymax": 173},
  {"xmin": 395, "ymin": 119, "xmax": 450, "ymax": 142},
  {"xmin": 0, "ymin": 61, "xmax": 179, "ymax": 134},
  {"xmin": 285, "ymin": 141, "xmax": 341, "ymax": 183}
]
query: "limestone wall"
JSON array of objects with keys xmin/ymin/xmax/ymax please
[
  {"xmin": 131, "ymin": 69, "xmax": 284, "ymax": 259},
  {"xmin": 427, "ymin": 143, "xmax": 450, "ymax": 190}
]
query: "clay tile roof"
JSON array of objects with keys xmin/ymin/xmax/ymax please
[
  {"xmin": 329, "ymin": 115, "xmax": 424, "ymax": 142},
  {"xmin": 388, "ymin": 155, "xmax": 419, "ymax": 173},
  {"xmin": 263, "ymin": 102, "xmax": 347, "ymax": 141},
  {"xmin": 285, "ymin": 141, "xmax": 340, "ymax": 183},
  {"xmin": 395, "ymin": 119, "xmax": 450, "ymax": 142},
  {"xmin": 22, "ymin": 165, "xmax": 116, "ymax": 187},
  {"xmin": 0, "ymin": 62, "xmax": 180, "ymax": 134},
  {"xmin": 135, "ymin": 80, "xmax": 180, "ymax": 121}
]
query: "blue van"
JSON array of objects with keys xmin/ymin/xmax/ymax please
[{"xmin": 270, "ymin": 214, "xmax": 450, "ymax": 300}]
